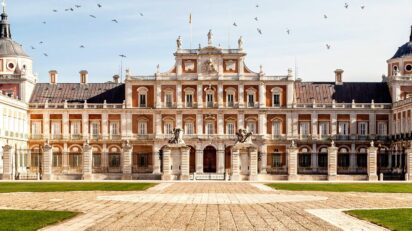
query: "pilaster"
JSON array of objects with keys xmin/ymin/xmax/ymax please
[
  {"xmin": 259, "ymin": 82, "xmax": 266, "ymax": 108},
  {"xmin": 259, "ymin": 144, "xmax": 267, "ymax": 174},
  {"xmin": 181, "ymin": 146, "xmax": 190, "ymax": 180},
  {"xmin": 217, "ymin": 145, "xmax": 225, "ymax": 174},
  {"xmin": 122, "ymin": 142, "xmax": 133, "ymax": 180},
  {"xmin": 162, "ymin": 147, "xmax": 172, "ymax": 180},
  {"xmin": 196, "ymin": 148, "xmax": 203, "ymax": 173},
  {"xmin": 406, "ymin": 148, "xmax": 412, "ymax": 181},
  {"xmin": 367, "ymin": 146, "xmax": 379, "ymax": 181},
  {"xmin": 287, "ymin": 146, "xmax": 298, "ymax": 180},
  {"xmin": 327, "ymin": 145, "xmax": 338, "ymax": 181},
  {"xmin": 152, "ymin": 144, "xmax": 161, "ymax": 174},
  {"xmin": 231, "ymin": 148, "xmax": 240, "ymax": 181},
  {"xmin": 82, "ymin": 142, "xmax": 93, "ymax": 180},
  {"xmin": 42, "ymin": 142, "xmax": 53, "ymax": 180},
  {"xmin": 249, "ymin": 147, "xmax": 258, "ymax": 181},
  {"xmin": 2, "ymin": 145, "xmax": 13, "ymax": 180}
]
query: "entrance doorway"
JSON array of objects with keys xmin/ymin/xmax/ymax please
[
  {"xmin": 203, "ymin": 146, "xmax": 217, "ymax": 173},
  {"xmin": 189, "ymin": 146, "xmax": 196, "ymax": 173}
]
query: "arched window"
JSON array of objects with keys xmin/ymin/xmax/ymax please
[
  {"xmin": 271, "ymin": 87, "xmax": 283, "ymax": 107},
  {"xmin": 137, "ymin": 87, "xmax": 148, "ymax": 108},
  {"xmin": 164, "ymin": 88, "xmax": 174, "ymax": 108},
  {"xmin": 184, "ymin": 88, "xmax": 195, "ymax": 108},
  {"xmin": 225, "ymin": 87, "xmax": 236, "ymax": 108},
  {"xmin": 246, "ymin": 87, "xmax": 257, "ymax": 108}
]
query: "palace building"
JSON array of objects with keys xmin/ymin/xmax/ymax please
[{"xmin": 1, "ymin": 5, "xmax": 412, "ymax": 181}]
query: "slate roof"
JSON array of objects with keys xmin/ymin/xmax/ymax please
[
  {"xmin": 0, "ymin": 38, "xmax": 28, "ymax": 57},
  {"xmin": 392, "ymin": 41, "xmax": 412, "ymax": 59},
  {"xmin": 30, "ymin": 83, "xmax": 125, "ymax": 104},
  {"xmin": 294, "ymin": 82, "xmax": 392, "ymax": 104}
]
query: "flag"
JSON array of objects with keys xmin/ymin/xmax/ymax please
[{"xmin": 189, "ymin": 13, "xmax": 192, "ymax": 24}]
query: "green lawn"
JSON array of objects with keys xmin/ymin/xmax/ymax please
[
  {"xmin": 267, "ymin": 183, "xmax": 412, "ymax": 193},
  {"xmin": 0, "ymin": 182, "xmax": 156, "ymax": 193},
  {"xmin": 0, "ymin": 210, "xmax": 78, "ymax": 231},
  {"xmin": 346, "ymin": 208, "xmax": 412, "ymax": 231}
]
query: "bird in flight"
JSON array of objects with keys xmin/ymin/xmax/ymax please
[
  {"xmin": 43, "ymin": 53, "xmax": 48, "ymax": 57},
  {"xmin": 233, "ymin": 22, "xmax": 238, "ymax": 27},
  {"xmin": 361, "ymin": 5, "xmax": 365, "ymax": 10},
  {"xmin": 39, "ymin": 41, "xmax": 44, "ymax": 45},
  {"xmin": 80, "ymin": 45, "xmax": 85, "ymax": 48},
  {"xmin": 75, "ymin": 5, "xmax": 81, "ymax": 8},
  {"xmin": 119, "ymin": 54, "xmax": 126, "ymax": 58},
  {"xmin": 97, "ymin": 3, "xmax": 102, "ymax": 8},
  {"xmin": 257, "ymin": 28, "xmax": 262, "ymax": 35},
  {"xmin": 90, "ymin": 15, "xmax": 96, "ymax": 18},
  {"xmin": 112, "ymin": 19, "xmax": 119, "ymax": 23},
  {"xmin": 139, "ymin": 12, "xmax": 144, "ymax": 16},
  {"xmin": 30, "ymin": 46, "xmax": 35, "ymax": 50},
  {"xmin": 286, "ymin": 29, "xmax": 290, "ymax": 35},
  {"xmin": 344, "ymin": 3, "xmax": 349, "ymax": 9},
  {"xmin": 324, "ymin": 14, "xmax": 328, "ymax": 19},
  {"xmin": 254, "ymin": 17, "xmax": 258, "ymax": 21},
  {"xmin": 42, "ymin": 21, "xmax": 46, "ymax": 24},
  {"xmin": 52, "ymin": 9, "xmax": 58, "ymax": 12},
  {"xmin": 326, "ymin": 44, "xmax": 331, "ymax": 50},
  {"xmin": 256, "ymin": 4, "xmax": 259, "ymax": 8}
]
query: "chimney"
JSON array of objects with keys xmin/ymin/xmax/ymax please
[
  {"xmin": 113, "ymin": 75, "xmax": 120, "ymax": 84},
  {"xmin": 49, "ymin": 70, "xmax": 58, "ymax": 84},
  {"xmin": 79, "ymin": 70, "xmax": 88, "ymax": 84},
  {"xmin": 334, "ymin": 69, "xmax": 344, "ymax": 85}
]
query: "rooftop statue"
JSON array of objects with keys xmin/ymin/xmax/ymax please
[
  {"xmin": 238, "ymin": 36, "xmax": 243, "ymax": 50},
  {"xmin": 176, "ymin": 36, "xmax": 182, "ymax": 49},
  {"xmin": 207, "ymin": 29, "xmax": 213, "ymax": 46}
]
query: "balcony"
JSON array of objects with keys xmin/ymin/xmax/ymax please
[
  {"xmin": 109, "ymin": 134, "xmax": 122, "ymax": 140},
  {"xmin": 50, "ymin": 134, "xmax": 64, "ymax": 140},
  {"xmin": 89, "ymin": 134, "xmax": 102, "ymax": 141},
  {"xmin": 30, "ymin": 134, "xmax": 44, "ymax": 140}
]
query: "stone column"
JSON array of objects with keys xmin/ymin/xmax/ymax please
[
  {"xmin": 312, "ymin": 113, "xmax": 318, "ymax": 140},
  {"xmin": 121, "ymin": 113, "xmax": 127, "ymax": 138},
  {"xmin": 176, "ymin": 112, "xmax": 183, "ymax": 129},
  {"xmin": 196, "ymin": 147, "xmax": 203, "ymax": 173},
  {"xmin": 197, "ymin": 84, "xmax": 203, "ymax": 109},
  {"xmin": 238, "ymin": 83, "xmax": 244, "ymax": 108},
  {"xmin": 177, "ymin": 83, "xmax": 183, "ymax": 109},
  {"xmin": 331, "ymin": 113, "xmax": 337, "ymax": 136},
  {"xmin": 82, "ymin": 113, "xmax": 89, "ymax": 140},
  {"xmin": 287, "ymin": 145, "xmax": 298, "ymax": 180},
  {"xmin": 181, "ymin": 146, "xmax": 190, "ymax": 180},
  {"xmin": 43, "ymin": 113, "xmax": 50, "ymax": 140},
  {"xmin": 196, "ymin": 113, "xmax": 203, "ymax": 135},
  {"xmin": 259, "ymin": 82, "xmax": 266, "ymax": 108},
  {"xmin": 231, "ymin": 148, "xmax": 241, "ymax": 181},
  {"xmin": 217, "ymin": 147, "xmax": 225, "ymax": 174},
  {"xmin": 238, "ymin": 111, "xmax": 244, "ymax": 129},
  {"xmin": 62, "ymin": 113, "xmax": 69, "ymax": 140},
  {"xmin": 259, "ymin": 112, "xmax": 267, "ymax": 137},
  {"xmin": 259, "ymin": 144, "xmax": 268, "ymax": 174},
  {"xmin": 156, "ymin": 84, "xmax": 162, "ymax": 108},
  {"xmin": 82, "ymin": 142, "xmax": 93, "ymax": 180},
  {"xmin": 42, "ymin": 142, "xmax": 53, "ymax": 180},
  {"xmin": 62, "ymin": 143, "xmax": 69, "ymax": 173},
  {"xmin": 102, "ymin": 113, "xmax": 108, "ymax": 139},
  {"xmin": 406, "ymin": 148, "xmax": 412, "ymax": 181},
  {"xmin": 249, "ymin": 147, "xmax": 258, "ymax": 181},
  {"xmin": 152, "ymin": 145, "xmax": 161, "ymax": 174},
  {"xmin": 367, "ymin": 145, "xmax": 379, "ymax": 181},
  {"xmin": 155, "ymin": 113, "xmax": 162, "ymax": 138},
  {"xmin": 122, "ymin": 142, "xmax": 133, "ymax": 180},
  {"xmin": 126, "ymin": 83, "xmax": 133, "ymax": 108},
  {"xmin": 217, "ymin": 113, "xmax": 224, "ymax": 136},
  {"xmin": 162, "ymin": 147, "xmax": 172, "ymax": 180},
  {"xmin": 218, "ymin": 83, "xmax": 224, "ymax": 108},
  {"xmin": 2, "ymin": 145, "xmax": 13, "ymax": 180},
  {"xmin": 327, "ymin": 144, "xmax": 338, "ymax": 181}
]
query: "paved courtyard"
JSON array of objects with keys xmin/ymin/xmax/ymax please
[{"xmin": 0, "ymin": 182, "xmax": 412, "ymax": 230}]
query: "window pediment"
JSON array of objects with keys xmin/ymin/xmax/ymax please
[{"xmin": 137, "ymin": 87, "xmax": 148, "ymax": 93}]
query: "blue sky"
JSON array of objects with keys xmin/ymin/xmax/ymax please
[{"xmin": 7, "ymin": 0, "xmax": 412, "ymax": 83}]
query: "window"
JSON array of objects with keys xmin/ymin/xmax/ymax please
[
  {"xmin": 109, "ymin": 153, "xmax": 121, "ymax": 168},
  {"xmin": 69, "ymin": 153, "xmax": 82, "ymax": 168},
  {"xmin": 272, "ymin": 154, "xmax": 281, "ymax": 167},
  {"xmin": 139, "ymin": 154, "xmax": 148, "ymax": 167},
  {"xmin": 91, "ymin": 121, "xmax": 100, "ymax": 137},
  {"xmin": 51, "ymin": 121, "xmax": 61, "ymax": 136},
  {"xmin": 165, "ymin": 93, "xmax": 173, "ymax": 108},
  {"xmin": 109, "ymin": 121, "xmax": 120, "ymax": 136},
  {"xmin": 207, "ymin": 93, "xmax": 214, "ymax": 108},
  {"xmin": 227, "ymin": 122, "xmax": 235, "ymax": 135},
  {"xmin": 71, "ymin": 121, "xmax": 81, "ymax": 135},
  {"xmin": 358, "ymin": 122, "xmax": 368, "ymax": 135},
  {"xmin": 247, "ymin": 121, "xmax": 256, "ymax": 134},
  {"xmin": 338, "ymin": 153, "xmax": 350, "ymax": 168},
  {"xmin": 31, "ymin": 121, "xmax": 41, "ymax": 135},
  {"xmin": 206, "ymin": 122, "xmax": 214, "ymax": 135},
  {"xmin": 318, "ymin": 122, "xmax": 329, "ymax": 136},
  {"xmin": 377, "ymin": 122, "xmax": 387, "ymax": 136},
  {"xmin": 185, "ymin": 122, "xmax": 194, "ymax": 135},
  {"xmin": 247, "ymin": 94, "xmax": 255, "ymax": 107},
  {"xmin": 164, "ymin": 121, "xmax": 173, "ymax": 134},
  {"xmin": 186, "ymin": 94, "xmax": 193, "ymax": 108},
  {"xmin": 138, "ymin": 121, "xmax": 147, "ymax": 135},
  {"xmin": 338, "ymin": 122, "xmax": 349, "ymax": 135},
  {"xmin": 405, "ymin": 64, "xmax": 412, "ymax": 72},
  {"xmin": 227, "ymin": 94, "xmax": 234, "ymax": 107},
  {"xmin": 52, "ymin": 152, "xmax": 62, "ymax": 167},
  {"xmin": 273, "ymin": 94, "xmax": 280, "ymax": 107},
  {"xmin": 299, "ymin": 122, "xmax": 310, "ymax": 136},
  {"xmin": 299, "ymin": 151, "xmax": 311, "ymax": 168},
  {"xmin": 139, "ymin": 94, "xmax": 147, "ymax": 108},
  {"xmin": 93, "ymin": 153, "xmax": 101, "ymax": 167},
  {"xmin": 272, "ymin": 121, "xmax": 281, "ymax": 137}
]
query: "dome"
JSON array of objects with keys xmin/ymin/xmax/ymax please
[
  {"xmin": 392, "ymin": 41, "xmax": 412, "ymax": 59},
  {"xmin": 391, "ymin": 26, "xmax": 412, "ymax": 59},
  {"xmin": 0, "ymin": 38, "xmax": 28, "ymax": 57}
]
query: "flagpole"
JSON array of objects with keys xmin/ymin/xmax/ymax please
[{"xmin": 189, "ymin": 13, "xmax": 192, "ymax": 49}]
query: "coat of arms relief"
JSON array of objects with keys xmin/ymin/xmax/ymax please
[{"xmin": 201, "ymin": 58, "xmax": 218, "ymax": 75}]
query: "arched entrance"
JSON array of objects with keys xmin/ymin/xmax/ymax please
[{"xmin": 203, "ymin": 146, "xmax": 217, "ymax": 173}]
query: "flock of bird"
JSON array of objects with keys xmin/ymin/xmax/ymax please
[
  {"xmin": 30, "ymin": 3, "xmax": 144, "ymax": 58},
  {"xmin": 232, "ymin": 2, "xmax": 367, "ymax": 51},
  {"xmin": 30, "ymin": 1, "xmax": 367, "ymax": 58}
]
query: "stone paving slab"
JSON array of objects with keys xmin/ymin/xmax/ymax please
[{"xmin": 0, "ymin": 182, "xmax": 410, "ymax": 230}]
